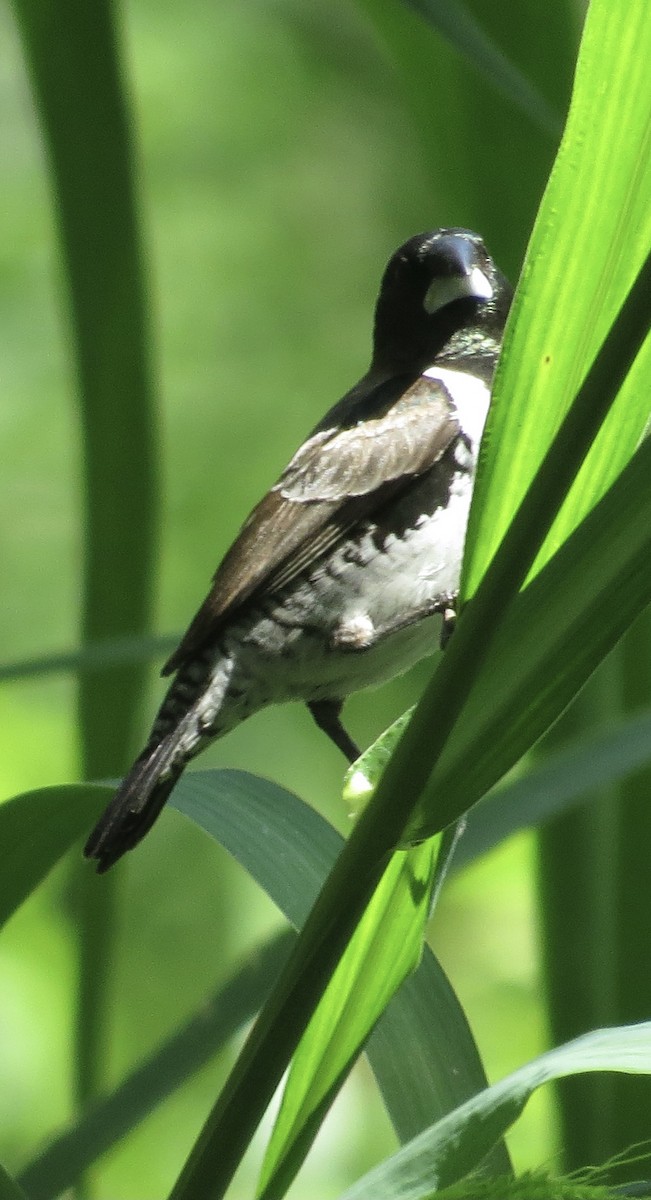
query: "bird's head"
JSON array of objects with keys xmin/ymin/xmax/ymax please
[{"xmin": 371, "ymin": 228, "xmax": 512, "ymax": 377}]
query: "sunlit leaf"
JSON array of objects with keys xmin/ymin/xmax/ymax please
[
  {"xmin": 174, "ymin": 772, "xmax": 495, "ymax": 1148},
  {"xmin": 406, "ymin": 431, "xmax": 651, "ymax": 840},
  {"xmin": 258, "ymin": 842, "xmax": 437, "ymax": 1199},
  {"xmin": 462, "ymin": 3, "xmax": 651, "ymax": 597}
]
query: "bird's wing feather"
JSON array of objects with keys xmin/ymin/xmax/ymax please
[{"xmin": 163, "ymin": 375, "xmax": 459, "ymax": 675}]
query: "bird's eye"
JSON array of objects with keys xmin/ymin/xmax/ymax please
[{"xmin": 424, "ymin": 266, "xmax": 493, "ymax": 315}]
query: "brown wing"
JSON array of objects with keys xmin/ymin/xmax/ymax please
[{"xmin": 163, "ymin": 375, "xmax": 459, "ymax": 675}]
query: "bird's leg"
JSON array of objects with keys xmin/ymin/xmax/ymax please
[{"xmin": 307, "ymin": 699, "xmax": 361, "ymax": 763}]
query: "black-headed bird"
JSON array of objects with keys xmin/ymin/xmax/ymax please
[{"xmin": 85, "ymin": 229, "xmax": 512, "ymax": 871}]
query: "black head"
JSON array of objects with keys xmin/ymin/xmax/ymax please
[{"xmin": 371, "ymin": 229, "xmax": 512, "ymax": 376}]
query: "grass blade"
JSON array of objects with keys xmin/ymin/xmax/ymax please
[
  {"xmin": 340, "ymin": 1024, "xmax": 651, "ymax": 1200},
  {"xmin": 257, "ymin": 842, "xmax": 437, "ymax": 1199},
  {"xmin": 462, "ymin": 3, "xmax": 651, "ymax": 596},
  {"xmin": 10, "ymin": 0, "xmax": 159, "ymax": 777},
  {"xmin": 11, "ymin": 0, "xmax": 160, "ymax": 1122},
  {"xmin": 452, "ymin": 705, "xmax": 651, "ymax": 873},
  {"xmin": 402, "ymin": 0, "xmax": 562, "ymax": 136},
  {"xmin": 174, "ymin": 772, "xmax": 496, "ymax": 1151},
  {"xmin": 0, "ymin": 634, "xmax": 178, "ymax": 684}
]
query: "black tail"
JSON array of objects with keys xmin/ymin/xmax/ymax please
[{"xmin": 84, "ymin": 738, "xmax": 184, "ymax": 873}]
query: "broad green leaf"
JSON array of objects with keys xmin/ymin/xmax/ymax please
[
  {"xmin": 0, "ymin": 784, "xmax": 112, "ymax": 928},
  {"xmin": 258, "ymin": 842, "xmax": 437, "ymax": 1199},
  {"xmin": 18, "ymin": 931, "xmax": 294, "ymax": 1200},
  {"xmin": 365, "ymin": 953, "xmax": 507, "ymax": 1162},
  {"xmin": 340, "ymin": 1023, "xmax": 651, "ymax": 1200},
  {"xmin": 462, "ymin": 1, "xmax": 651, "ymax": 598},
  {"xmin": 174, "ymin": 772, "xmax": 497, "ymax": 1148},
  {"xmin": 18, "ymin": 770, "xmax": 496, "ymax": 1198},
  {"xmin": 173, "ymin": 771, "xmax": 341, "ymax": 926}
]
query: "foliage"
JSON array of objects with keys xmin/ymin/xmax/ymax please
[{"xmin": 1, "ymin": 0, "xmax": 650, "ymax": 1197}]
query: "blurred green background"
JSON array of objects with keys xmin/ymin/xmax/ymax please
[{"xmin": 0, "ymin": 0, "xmax": 585, "ymax": 1194}]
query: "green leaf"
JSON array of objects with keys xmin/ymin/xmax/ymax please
[
  {"xmin": 173, "ymin": 772, "xmax": 496, "ymax": 1147},
  {"xmin": 340, "ymin": 1023, "xmax": 651, "ymax": 1200},
  {"xmin": 172, "ymin": 771, "xmax": 341, "ymax": 926},
  {"xmin": 358, "ymin": 0, "xmax": 561, "ymax": 141},
  {"xmin": 10, "ymin": 0, "xmax": 159, "ymax": 778},
  {"xmin": 406, "ymin": 430, "xmax": 651, "ymax": 841},
  {"xmin": 257, "ymin": 842, "xmax": 437, "ymax": 1199},
  {"xmin": 0, "ymin": 1164, "xmax": 27, "ymax": 1200},
  {"xmin": 462, "ymin": 2, "xmax": 651, "ymax": 597},
  {"xmin": 0, "ymin": 634, "xmax": 178, "ymax": 684},
  {"xmin": 16, "ymin": 771, "xmax": 497, "ymax": 1197},
  {"xmin": 453, "ymin": 705, "xmax": 651, "ymax": 873},
  {"xmin": 0, "ymin": 784, "xmax": 112, "ymax": 929},
  {"xmin": 343, "ymin": 708, "xmax": 415, "ymax": 820},
  {"xmin": 400, "ymin": 0, "xmax": 562, "ymax": 136},
  {"xmin": 366, "ymin": 953, "xmax": 508, "ymax": 1162},
  {"xmin": 11, "ymin": 0, "xmax": 160, "ymax": 1119}
]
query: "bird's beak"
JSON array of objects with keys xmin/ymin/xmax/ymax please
[
  {"xmin": 424, "ymin": 239, "xmax": 494, "ymax": 314},
  {"xmin": 464, "ymin": 265, "xmax": 494, "ymax": 300}
]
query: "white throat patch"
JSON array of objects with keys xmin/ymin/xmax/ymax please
[{"xmin": 423, "ymin": 365, "xmax": 491, "ymax": 451}]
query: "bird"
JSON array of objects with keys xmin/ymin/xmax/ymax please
[{"xmin": 85, "ymin": 228, "xmax": 512, "ymax": 872}]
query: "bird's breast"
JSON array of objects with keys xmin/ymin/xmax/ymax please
[
  {"xmin": 203, "ymin": 365, "xmax": 491, "ymax": 708},
  {"xmin": 226, "ymin": 448, "xmax": 477, "ymax": 701}
]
